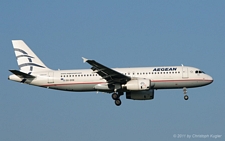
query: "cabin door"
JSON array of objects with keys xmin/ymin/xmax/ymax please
[
  {"xmin": 48, "ymin": 72, "xmax": 54, "ymax": 83},
  {"xmin": 182, "ymin": 67, "xmax": 189, "ymax": 78}
]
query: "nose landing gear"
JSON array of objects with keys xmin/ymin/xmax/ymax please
[
  {"xmin": 183, "ymin": 87, "xmax": 189, "ymax": 100},
  {"xmin": 184, "ymin": 95, "xmax": 189, "ymax": 100}
]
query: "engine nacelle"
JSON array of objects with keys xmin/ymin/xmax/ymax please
[
  {"xmin": 122, "ymin": 79, "xmax": 151, "ymax": 91},
  {"xmin": 94, "ymin": 83, "xmax": 111, "ymax": 91},
  {"xmin": 126, "ymin": 90, "xmax": 154, "ymax": 100}
]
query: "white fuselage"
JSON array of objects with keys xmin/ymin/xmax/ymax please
[
  {"xmin": 8, "ymin": 40, "xmax": 214, "ymax": 106},
  {"xmin": 9, "ymin": 66, "xmax": 213, "ymax": 92}
]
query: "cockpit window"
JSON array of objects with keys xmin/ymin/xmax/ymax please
[
  {"xmin": 195, "ymin": 70, "xmax": 205, "ymax": 74},
  {"xmin": 199, "ymin": 71, "xmax": 205, "ymax": 74}
]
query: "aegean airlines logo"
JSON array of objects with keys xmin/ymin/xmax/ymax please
[{"xmin": 153, "ymin": 68, "xmax": 177, "ymax": 71}]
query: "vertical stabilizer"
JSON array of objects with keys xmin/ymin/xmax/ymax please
[{"xmin": 12, "ymin": 40, "xmax": 51, "ymax": 72}]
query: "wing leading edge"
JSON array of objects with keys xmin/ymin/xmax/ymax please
[{"xmin": 82, "ymin": 57, "xmax": 131, "ymax": 84}]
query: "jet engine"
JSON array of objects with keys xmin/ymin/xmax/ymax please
[
  {"xmin": 122, "ymin": 79, "xmax": 151, "ymax": 91},
  {"xmin": 126, "ymin": 90, "xmax": 154, "ymax": 100}
]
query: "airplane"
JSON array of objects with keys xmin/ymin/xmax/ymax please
[{"xmin": 8, "ymin": 40, "xmax": 213, "ymax": 106}]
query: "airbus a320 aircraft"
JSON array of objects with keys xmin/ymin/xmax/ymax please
[{"xmin": 8, "ymin": 40, "xmax": 213, "ymax": 106}]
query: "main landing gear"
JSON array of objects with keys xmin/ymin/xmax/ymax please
[
  {"xmin": 112, "ymin": 92, "xmax": 123, "ymax": 106},
  {"xmin": 183, "ymin": 87, "xmax": 189, "ymax": 100}
]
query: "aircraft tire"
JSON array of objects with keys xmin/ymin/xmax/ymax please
[
  {"xmin": 184, "ymin": 95, "xmax": 189, "ymax": 100},
  {"xmin": 115, "ymin": 99, "xmax": 122, "ymax": 106},
  {"xmin": 112, "ymin": 93, "xmax": 119, "ymax": 100}
]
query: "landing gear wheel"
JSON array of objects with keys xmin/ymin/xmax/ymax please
[
  {"xmin": 112, "ymin": 93, "xmax": 119, "ymax": 100},
  {"xmin": 183, "ymin": 87, "xmax": 188, "ymax": 100},
  {"xmin": 115, "ymin": 99, "xmax": 122, "ymax": 106},
  {"xmin": 184, "ymin": 95, "xmax": 189, "ymax": 100}
]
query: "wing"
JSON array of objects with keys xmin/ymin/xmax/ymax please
[{"xmin": 82, "ymin": 57, "xmax": 131, "ymax": 84}]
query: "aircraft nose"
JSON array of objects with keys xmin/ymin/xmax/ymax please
[{"xmin": 207, "ymin": 75, "xmax": 213, "ymax": 84}]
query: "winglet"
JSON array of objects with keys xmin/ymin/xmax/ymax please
[{"xmin": 82, "ymin": 57, "xmax": 88, "ymax": 63}]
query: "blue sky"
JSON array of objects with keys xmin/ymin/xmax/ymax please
[{"xmin": 1, "ymin": 1, "xmax": 224, "ymax": 141}]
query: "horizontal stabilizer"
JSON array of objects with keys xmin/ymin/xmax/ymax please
[{"xmin": 9, "ymin": 70, "xmax": 36, "ymax": 78}]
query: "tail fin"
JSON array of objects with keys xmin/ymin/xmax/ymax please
[{"xmin": 12, "ymin": 40, "xmax": 51, "ymax": 72}]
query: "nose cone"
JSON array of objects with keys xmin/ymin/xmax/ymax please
[{"xmin": 206, "ymin": 75, "xmax": 213, "ymax": 84}]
